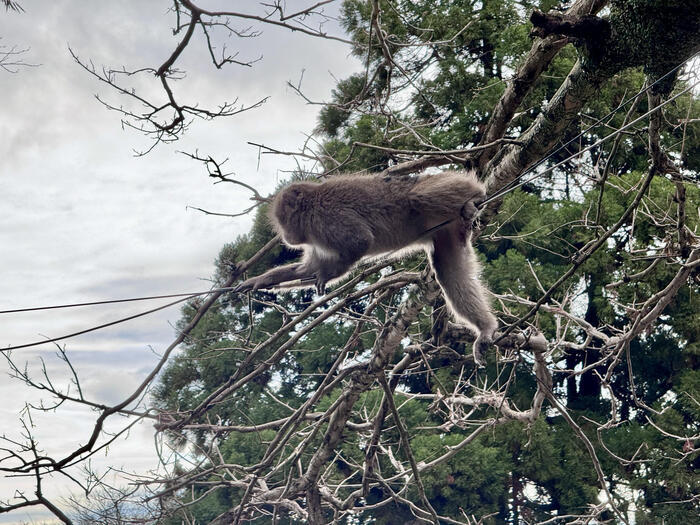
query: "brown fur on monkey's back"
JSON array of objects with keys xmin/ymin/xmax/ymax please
[{"xmin": 270, "ymin": 171, "xmax": 486, "ymax": 255}]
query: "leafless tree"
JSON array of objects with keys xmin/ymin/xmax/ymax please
[{"xmin": 1, "ymin": 2, "xmax": 36, "ymax": 73}]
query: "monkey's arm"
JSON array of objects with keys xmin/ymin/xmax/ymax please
[
  {"xmin": 235, "ymin": 221, "xmax": 373, "ymax": 295},
  {"xmin": 233, "ymin": 263, "xmax": 316, "ymax": 293},
  {"xmin": 234, "ymin": 255, "xmax": 358, "ymax": 295},
  {"xmin": 233, "ymin": 247, "xmax": 364, "ymax": 295}
]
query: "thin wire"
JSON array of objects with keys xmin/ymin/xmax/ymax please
[
  {"xmin": 481, "ymin": 76, "xmax": 700, "ymax": 206},
  {"xmin": 2, "ymin": 296, "xmax": 195, "ymax": 352},
  {"xmin": 481, "ymin": 54, "xmax": 698, "ymax": 206},
  {"xmin": 0, "ymin": 287, "xmax": 235, "ymax": 314}
]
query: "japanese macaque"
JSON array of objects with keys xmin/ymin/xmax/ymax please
[{"xmin": 234, "ymin": 171, "xmax": 498, "ymax": 365}]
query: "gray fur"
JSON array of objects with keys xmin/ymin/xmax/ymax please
[{"xmin": 234, "ymin": 171, "xmax": 498, "ymax": 365}]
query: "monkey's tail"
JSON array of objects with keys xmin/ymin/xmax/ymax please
[{"xmin": 428, "ymin": 221, "xmax": 497, "ymax": 338}]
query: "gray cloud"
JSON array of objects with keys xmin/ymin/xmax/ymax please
[{"xmin": 0, "ymin": 2, "xmax": 359, "ymax": 522}]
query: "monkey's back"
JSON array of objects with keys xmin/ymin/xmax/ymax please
[
  {"xmin": 303, "ymin": 171, "xmax": 485, "ymax": 256},
  {"xmin": 308, "ymin": 174, "xmax": 423, "ymax": 254}
]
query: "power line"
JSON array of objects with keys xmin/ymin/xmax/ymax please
[
  {"xmin": 406, "ymin": 62, "xmax": 699, "ymax": 236},
  {"xmin": 2, "ymin": 296, "xmax": 193, "ymax": 352},
  {"xmin": 0, "ymin": 287, "xmax": 235, "ymax": 314},
  {"xmin": 1, "ymin": 287, "xmax": 238, "ymax": 352},
  {"xmin": 4, "ymin": 71, "xmax": 694, "ymax": 349}
]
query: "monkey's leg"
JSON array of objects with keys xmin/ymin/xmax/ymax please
[
  {"xmin": 409, "ymin": 173, "xmax": 486, "ymax": 222},
  {"xmin": 233, "ymin": 263, "xmax": 316, "ymax": 293},
  {"xmin": 429, "ymin": 222, "xmax": 498, "ymax": 366}
]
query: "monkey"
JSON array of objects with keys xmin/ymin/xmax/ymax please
[{"xmin": 233, "ymin": 171, "xmax": 499, "ymax": 365}]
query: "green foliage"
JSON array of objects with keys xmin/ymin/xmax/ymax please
[
  {"xmin": 607, "ymin": 0, "xmax": 700, "ymax": 89},
  {"xmin": 318, "ymin": 74, "xmax": 371, "ymax": 136}
]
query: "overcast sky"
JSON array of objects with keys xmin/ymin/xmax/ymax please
[{"xmin": 0, "ymin": 2, "xmax": 358, "ymax": 523}]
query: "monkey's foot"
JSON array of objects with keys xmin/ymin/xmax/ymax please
[
  {"xmin": 315, "ymin": 279, "xmax": 327, "ymax": 296},
  {"xmin": 472, "ymin": 334, "xmax": 492, "ymax": 368}
]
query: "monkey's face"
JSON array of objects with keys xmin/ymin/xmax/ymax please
[
  {"xmin": 280, "ymin": 227, "xmax": 305, "ymax": 247},
  {"xmin": 273, "ymin": 185, "xmax": 309, "ymax": 246}
]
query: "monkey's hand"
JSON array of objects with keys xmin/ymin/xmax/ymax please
[
  {"xmin": 313, "ymin": 257, "xmax": 355, "ymax": 296},
  {"xmin": 233, "ymin": 263, "xmax": 314, "ymax": 294},
  {"xmin": 233, "ymin": 276, "xmax": 262, "ymax": 294}
]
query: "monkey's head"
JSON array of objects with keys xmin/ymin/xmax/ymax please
[{"xmin": 269, "ymin": 182, "xmax": 316, "ymax": 246}]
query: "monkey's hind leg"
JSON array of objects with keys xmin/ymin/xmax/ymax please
[{"xmin": 429, "ymin": 222, "xmax": 498, "ymax": 367}]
